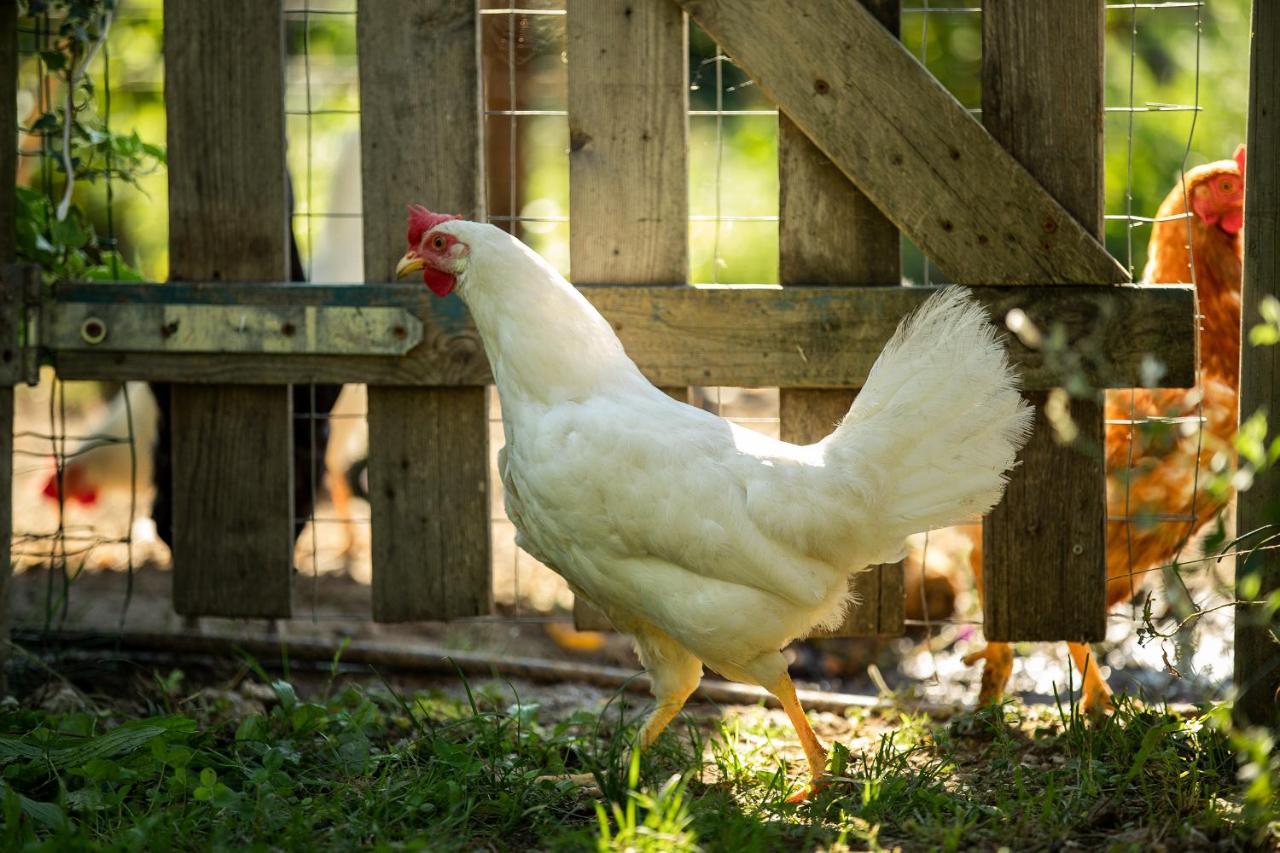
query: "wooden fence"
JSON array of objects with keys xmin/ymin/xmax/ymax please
[{"xmin": 1, "ymin": 0, "xmax": 1275, "ymax": 720}]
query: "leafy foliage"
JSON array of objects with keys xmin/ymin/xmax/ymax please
[{"xmin": 16, "ymin": 0, "xmax": 164, "ymax": 282}]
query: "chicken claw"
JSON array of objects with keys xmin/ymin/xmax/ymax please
[
  {"xmin": 534, "ymin": 772, "xmax": 602, "ymax": 797},
  {"xmin": 961, "ymin": 642, "xmax": 1014, "ymax": 705},
  {"xmin": 764, "ymin": 671, "xmax": 830, "ymax": 803},
  {"xmin": 1067, "ymin": 643, "xmax": 1114, "ymax": 716}
]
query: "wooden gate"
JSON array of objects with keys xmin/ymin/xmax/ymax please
[{"xmin": 11, "ymin": 0, "xmax": 1268, "ymax": 690}]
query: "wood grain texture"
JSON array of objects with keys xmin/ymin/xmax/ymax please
[
  {"xmin": 164, "ymin": 0, "xmax": 292, "ymax": 617},
  {"xmin": 49, "ymin": 283, "xmax": 1196, "ymax": 391},
  {"xmin": 170, "ymin": 386, "xmax": 294, "ymax": 616},
  {"xmin": 981, "ymin": 0, "xmax": 1107, "ymax": 642},
  {"xmin": 676, "ymin": 0, "xmax": 1127, "ymax": 286},
  {"xmin": 359, "ymin": 0, "xmax": 491, "ymax": 621},
  {"xmin": 568, "ymin": 0, "xmax": 687, "ymax": 631},
  {"xmin": 780, "ymin": 0, "xmax": 903, "ymax": 638},
  {"xmin": 567, "ymin": 0, "xmax": 687, "ymax": 284},
  {"xmin": 0, "ymin": 8, "xmax": 15, "ymax": 686},
  {"xmin": 1235, "ymin": 0, "xmax": 1280, "ymax": 727},
  {"xmin": 368, "ymin": 387, "xmax": 491, "ymax": 620}
]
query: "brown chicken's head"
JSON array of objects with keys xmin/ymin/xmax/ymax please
[
  {"xmin": 396, "ymin": 204, "xmax": 468, "ymax": 296},
  {"xmin": 1185, "ymin": 144, "xmax": 1245, "ymax": 236}
]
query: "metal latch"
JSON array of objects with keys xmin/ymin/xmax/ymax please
[{"xmin": 46, "ymin": 300, "xmax": 423, "ymax": 356}]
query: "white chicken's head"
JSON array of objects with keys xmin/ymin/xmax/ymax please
[{"xmin": 395, "ymin": 204, "xmax": 473, "ymax": 296}]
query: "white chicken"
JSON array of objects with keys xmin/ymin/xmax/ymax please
[
  {"xmin": 396, "ymin": 206, "xmax": 1033, "ymax": 797},
  {"xmin": 41, "ymin": 381, "xmax": 160, "ymax": 511}
]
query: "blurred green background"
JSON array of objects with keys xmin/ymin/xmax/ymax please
[{"xmin": 15, "ymin": 0, "xmax": 1252, "ymax": 286}]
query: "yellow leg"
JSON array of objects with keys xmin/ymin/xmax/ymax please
[
  {"xmin": 633, "ymin": 632, "xmax": 703, "ymax": 750},
  {"xmin": 1067, "ymin": 643, "xmax": 1113, "ymax": 715},
  {"xmin": 638, "ymin": 699, "xmax": 691, "ymax": 749},
  {"xmin": 766, "ymin": 671, "xmax": 829, "ymax": 803},
  {"xmin": 962, "ymin": 642, "xmax": 1014, "ymax": 705}
]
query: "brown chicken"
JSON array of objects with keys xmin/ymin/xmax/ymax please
[{"xmin": 961, "ymin": 146, "xmax": 1245, "ymax": 712}]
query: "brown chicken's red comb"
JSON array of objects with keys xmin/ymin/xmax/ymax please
[{"xmin": 407, "ymin": 204, "xmax": 460, "ymax": 244}]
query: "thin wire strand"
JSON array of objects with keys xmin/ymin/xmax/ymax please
[
  {"xmin": 302, "ymin": 0, "xmax": 323, "ymax": 620},
  {"xmin": 507, "ymin": 9, "xmax": 521, "ymax": 615},
  {"xmin": 918, "ymin": 0, "xmax": 931, "ymax": 288}
]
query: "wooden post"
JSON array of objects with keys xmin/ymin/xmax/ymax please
[
  {"xmin": 780, "ymin": 0, "xmax": 903, "ymax": 638},
  {"xmin": 0, "ymin": 7, "xmax": 16, "ymax": 687},
  {"xmin": 164, "ymin": 0, "xmax": 294, "ymax": 618},
  {"xmin": 567, "ymin": 0, "xmax": 688, "ymax": 631},
  {"xmin": 359, "ymin": 0, "xmax": 491, "ymax": 621},
  {"xmin": 1236, "ymin": 0, "xmax": 1280, "ymax": 727},
  {"xmin": 980, "ymin": 0, "xmax": 1107, "ymax": 641}
]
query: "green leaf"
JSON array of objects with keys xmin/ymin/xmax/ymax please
[
  {"xmin": 1261, "ymin": 294, "xmax": 1280, "ymax": 324},
  {"xmin": 1236, "ymin": 412, "xmax": 1269, "ymax": 469},
  {"xmin": 50, "ymin": 716, "xmax": 195, "ymax": 770},
  {"xmin": 1, "ymin": 784, "xmax": 69, "ymax": 833},
  {"xmin": 50, "ymin": 216, "xmax": 90, "ymax": 250},
  {"xmin": 271, "ymin": 680, "xmax": 299, "ymax": 711},
  {"xmin": 1249, "ymin": 323, "xmax": 1280, "ymax": 347},
  {"xmin": 30, "ymin": 112, "xmax": 59, "ymax": 133},
  {"xmin": 39, "ymin": 50, "xmax": 66, "ymax": 71},
  {"xmin": 0, "ymin": 737, "xmax": 45, "ymax": 765},
  {"xmin": 83, "ymin": 261, "xmax": 146, "ymax": 282}
]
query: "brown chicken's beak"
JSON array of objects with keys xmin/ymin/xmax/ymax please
[{"xmin": 395, "ymin": 253, "xmax": 424, "ymax": 280}]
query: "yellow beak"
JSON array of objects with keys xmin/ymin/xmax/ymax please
[{"xmin": 395, "ymin": 253, "xmax": 424, "ymax": 280}]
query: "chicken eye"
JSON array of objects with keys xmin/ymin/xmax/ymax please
[
  {"xmin": 1220, "ymin": 180, "xmax": 1235, "ymax": 193},
  {"xmin": 430, "ymin": 235, "xmax": 447, "ymax": 251}
]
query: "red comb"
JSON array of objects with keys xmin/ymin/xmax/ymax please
[
  {"xmin": 1233, "ymin": 144, "xmax": 1246, "ymax": 180},
  {"xmin": 407, "ymin": 204, "xmax": 460, "ymax": 245}
]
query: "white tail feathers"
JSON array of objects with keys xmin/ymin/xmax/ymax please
[{"xmin": 827, "ymin": 287, "xmax": 1034, "ymax": 540}]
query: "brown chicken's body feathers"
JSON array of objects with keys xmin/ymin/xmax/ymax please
[{"xmin": 957, "ymin": 151, "xmax": 1244, "ymax": 709}]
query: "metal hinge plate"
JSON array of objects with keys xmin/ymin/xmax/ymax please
[{"xmin": 46, "ymin": 301, "xmax": 423, "ymax": 356}]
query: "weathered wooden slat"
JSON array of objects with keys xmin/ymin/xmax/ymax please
[
  {"xmin": 568, "ymin": 0, "xmax": 687, "ymax": 632},
  {"xmin": 1235, "ymin": 0, "xmax": 1280, "ymax": 727},
  {"xmin": 359, "ymin": 0, "xmax": 491, "ymax": 621},
  {"xmin": 981, "ymin": 0, "xmax": 1107, "ymax": 642},
  {"xmin": 781, "ymin": 0, "xmax": 903, "ymax": 638},
  {"xmin": 164, "ymin": 0, "xmax": 293, "ymax": 617},
  {"xmin": 48, "ymin": 283, "xmax": 1196, "ymax": 391},
  {"xmin": 675, "ymin": 0, "xmax": 1128, "ymax": 286},
  {"xmin": 170, "ymin": 386, "xmax": 294, "ymax": 616},
  {"xmin": 0, "ymin": 7, "xmax": 16, "ymax": 688}
]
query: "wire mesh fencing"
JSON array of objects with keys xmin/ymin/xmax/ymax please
[{"xmin": 6, "ymin": 0, "xmax": 1258, "ymax": 706}]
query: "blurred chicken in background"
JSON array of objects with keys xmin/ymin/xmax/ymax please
[
  {"xmin": 40, "ymin": 382, "xmax": 160, "ymax": 538},
  {"xmin": 41, "ymin": 152, "xmax": 362, "ymax": 565},
  {"xmin": 947, "ymin": 146, "xmax": 1245, "ymax": 712}
]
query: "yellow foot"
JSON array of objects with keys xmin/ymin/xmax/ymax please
[
  {"xmin": 961, "ymin": 643, "xmax": 1014, "ymax": 705},
  {"xmin": 1080, "ymin": 686, "xmax": 1115, "ymax": 718},
  {"xmin": 534, "ymin": 772, "xmax": 602, "ymax": 797},
  {"xmin": 786, "ymin": 777, "xmax": 827, "ymax": 804}
]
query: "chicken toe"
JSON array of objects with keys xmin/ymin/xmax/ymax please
[
  {"xmin": 1067, "ymin": 643, "xmax": 1114, "ymax": 715},
  {"xmin": 739, "ymin": 652, "xmax": 829, "ymax": 801},
  {"xmin": 962, "ymin": 642, "xmax": 1014, "ymax": 704}
]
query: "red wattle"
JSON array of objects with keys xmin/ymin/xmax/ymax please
[
  {"xmin": 424, "ymin": 267, "xmax": 456, "ymax": 297},
  {"xmin": 1219, "ymin": 209, "xmax": 1243, "ymax": 235}
]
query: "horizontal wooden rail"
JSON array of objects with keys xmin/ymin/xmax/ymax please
[{"xmin": 40, "ymin": 281, "xmax": 1196, "ymax": 390}]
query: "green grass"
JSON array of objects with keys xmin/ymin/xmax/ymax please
[{"xmin": 1, "ymin": 657, "xmax": 1276, "ymax": 851}]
